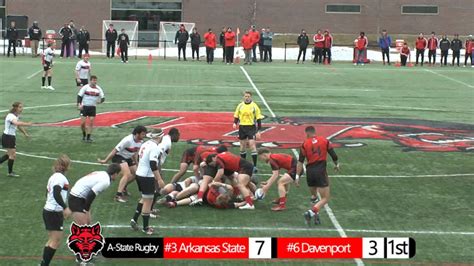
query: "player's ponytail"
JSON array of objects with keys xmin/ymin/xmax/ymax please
[
  {"xmin": 9, "ymin": 101, "xmax": 22, "ymax": 114},
  {"xmin": 53, "ymin": 154, "xmax": 71, "ymax": 173}
]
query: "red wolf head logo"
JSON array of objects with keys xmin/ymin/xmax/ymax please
[{"xmin": 67, "ymin": 222, "xmax": 105, "ymax": 262}]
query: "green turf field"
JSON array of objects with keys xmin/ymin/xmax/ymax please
[{"xmin": 0, "ymin": 56, "xmax": 473, "ymax": 266}]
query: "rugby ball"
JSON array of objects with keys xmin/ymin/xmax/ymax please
[{"xmin": 255, "ymin": 188, "xmax": 265, "ymax": 200}]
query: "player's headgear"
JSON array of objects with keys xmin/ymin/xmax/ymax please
[{"xmin": 146, "ymin": 128, "xmax": 164, "ymax": 139}]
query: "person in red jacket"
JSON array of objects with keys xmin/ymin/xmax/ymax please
[
  {"xmin": 415, "ymin": 33, "xmax": 428, "ymax": 66},
  {"xmin": 203, "ymin": 28, "xmax": 217, "ymax": 64},
  {"xmin": 323, "ymin": 30, "xmax": 333, "ymax": 64},
  {"xmin": 313, "ymin": 29, "xmax": 325, "ymax": 64},
  {"xmin": 427, "ymin": 32, "xmax": 438, "ymax": 66},
  {"xmin": 400, "ymin": 42, "xmax": 411, "ymax": 66},
  {"xmin": 465, "ymin": 35, "xmax": 473, "ymax": 67},
  {"xmin": 224, "ymin": 27, "xmax": 236, "ymax": 64},
  {"xmin": 355, "ymin": 32, "xmax": 368, "ymax": 65},
  {"xmin": 241, "ymin": 29, "xmax": 253, "ymax": 65},
  {"xmin": 249, "ymin": 25, "xmax": 260, "ymax": 62}
]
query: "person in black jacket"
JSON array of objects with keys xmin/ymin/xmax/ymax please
[
  {"xmin": 77, "ymin": 26, "xmax": 90, "ymax": 59},
  {"xmin": 219, "ymin": 27, "xmax": 226, "ymax": 62},
  {"xmin": 28, "ymin": 21, "xmax": 42, "ymax": 57},
  {"xmin": 190, "ymin": 28, "xmax": 201, "ymax": 61},
  {"xmin": 174, "ymin": 24, "xmax": 189, "ymax": 61},
  {"xmin": 450, "ymin": 34, "xmax": 462, "ymax": 67},
  {"xmin": 258, "ymin": 28, "xmax": 265, "ymax": 62},
  {"xmin": 59, "ymin": 23, "xmax": 73, "ymax": 58},
  {"xmin": 7, "ymin": 21, "xmax": 18, "ymax": 58},
  {"xmin": 117, "ymin": 29, "xmax": 130, "ymax": 63},
  {"xmin": 105, "ymin": 24, "xmax": 118, "ymax": 58},
  {"xmin": 297, "ymin": 29, "xmax": 309, "ymax": 64},
  {"xmin": 439, "ymin": 35, "xmax": 450, "ymax": 66}
]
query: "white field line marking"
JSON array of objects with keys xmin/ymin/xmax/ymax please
[
  {"xmin": 241, "ymin": 66, "xmax": 364, "ymax": 265},
  {"xmin": 26, "ymin": 69, "xmax": 43, "ymax": 79},
  {"xmin": 103, "ymin": 224, "xmax": 474, "ymax": 236},
  {"xmin": 424, "ymin": 69, "xmax": 474, "ymax": 88},
  {"xmin": 2, "ymin": 149, "xmax": 473, "ymax": 179},
  {"xmin": 240, "ymin": 66, "xmax": 276, "ymax": 118}
]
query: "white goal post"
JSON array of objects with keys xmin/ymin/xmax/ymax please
[
  {"xmin": 159, "ymin": 21, "xmax": 195, "ymax": 48},
  {"xmin": 102, "ymin": 20, "xmax": 138, "ymax": 53}
]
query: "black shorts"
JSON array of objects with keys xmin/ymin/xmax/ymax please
[
  {"xmin": 68, "ymin": 195, "xmax": 87, "ymax": 213},
  {"xmin": 306, "ymin": 162, "xmax": 329, "ymax": 187},
  {"xmin": 136, "ymin": 175, "xmax": 156, "ymax": 197},
  {"xmin": 287, "ymin": 158, "xmax": 297, "ymax": 180},
  {"xmin": 238, "ymin": 159, "xmax": 254, "ymax": 176},
  {"xmin": 80, "ymin": 106, "xmax": 96, "ymax": 117},
  {"xmin": 238, "ymin": 125, "xmax": 257, "ymax": 140},
  {"xmin": 112, "ymin": 154, "xmax": 135, "ymax": 167},
  {"xmin": 1, "ymin": 134, "xmax": 16, "ymax": 149},
  {"xmin": 203, "ymin": 165, "xmax": 218, "ymax": 177},
  {"xmin": 43, "ymin": 209, "xmax": 64, "ymax": 231},
  {"xmin": 76, "ymin": 78, "xmax": 89, "ymax": 87},
  {"xmin": 172, "ymin": 182, "xmax": 185, "ymax": 192},
  {"xmin": 43, "ymin": 61, "xmax": 52, "ymax": 71}
]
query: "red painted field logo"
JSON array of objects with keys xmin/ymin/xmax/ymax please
[
  {"xmin": 43, "ymin": 111, "xmax": 474, "ymax": 152},
  {"xmin": 67, "ymin": 223, "xmax": 105, "ymax": 262}
]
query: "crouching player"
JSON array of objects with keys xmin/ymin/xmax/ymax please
[
  {"xmin": 170, "ymin": 145, "xmax": 221, "ymax": 183},
  {"xmin": 258, "ymin": 148, "xmax": 298, "ymax": 211},
  {"xmin": 203, "ymin": 152, "xmax": 255, "ymax": 210},
  {"xmin": 97, "ymin": 125, "xmax": 148, "ymax": 202},
  {"xmin": 157, "ymin": 175, "xmax": 201, "ymax": 205}
]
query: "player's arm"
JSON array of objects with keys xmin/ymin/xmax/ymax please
[
  {"xmin": 11, "ymin": 118, "xmax": 32, "ymax": 127},
  {"xmin": 53, "ymin": 185, "xmax": 71, "ymax": 218},
  {"xmin": 210, "ymin": 181, "xmax": 233, "ymax": 191},
  {"xmin": 213, "ymin": 168, "xmax": 225, "ymax": 183},
  {"xmin": 99, "ymin": 88, "xmax": 105, "ymax": 103},
  {"xmin": 327, "ymin": 142, "xmax": 340, "ymax": 172},
  {"xmin": 150, "ymin": 150, "xmax": 165, "ymax": 188},
  {"xmin": 262, "ymin": 169, "xmax": 279, "ymax": 193},
  {"xmin": 75, "ymin": 63, "xmax": 81, "ymax": 81},
  {"xmin": 255, "ymin": 104, "xmax": 263, "ymax": 139},
  {"xmin": 85, "ymin": 181, "xmax": 109, "ymax": 210},
  {"xmin": 296, "ymin": 148, "xmax": 306, "ymax": 184},
  {"xmin": 17, "ymin": 126, "xmax": 30, "ymax": 138},
  {"xmin": 98, "ymin": 148, "xmax": 117, "ymax": 164},
  {"xmin": 170, "ymin": 162, "xmax": 188, "ymax": 183},
  {"xmin": 77, "ymin": 87, "xmax": 85, "ymax": 109},
  {"xmin": 233, "ymin": 103, "xmax": 241, "ymax": 129},
  {"xmin": 192, "ymin": 157, "xmax": 200, "ymax": 177}
]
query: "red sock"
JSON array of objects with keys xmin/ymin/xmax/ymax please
[
  {"xmin": 245, "ymin": 196, "xmax": 253, "ymax": 206},
  {"xmin": 197, "ymin": 191, "xmax": 204, "ymax": 199},
  {"xmin": 279, "ymin": 197, "xmax": 286, "ymax": 206},
  {"xmin": 312, "ymin": 205, "xmax": 319, "ymax": 213}
]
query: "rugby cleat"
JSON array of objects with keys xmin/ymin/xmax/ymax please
[
  {"xmin": 190, "ymin": 198, "xmax": 203, "ymax": 206},
  {"xmin": 7, "ymin": 172, "xmax": 19, "ymax": 177},
  {"xmin": 130, "ymin": 219, "xmax": 139, "ymax": 231},
  {"xmin": 47, "ymin": 86, "xmax": 55, "ymax": 91},
  {"xmin": 310, "ymin": 197, "xmax": 320, "ymax": 204},
  {"xmin": 114, "ymin": 195, "xmax": 127, "ymax": 203},
  {"xmin": 142, "ymin": 227, "xmax": 154, "ymax": 235},
  {"xmin": 271, "ymin": 205, "xmax": 286, "ymax": 211}
]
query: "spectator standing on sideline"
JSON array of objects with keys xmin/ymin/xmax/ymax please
[
  {"xmin": 464, "ymin": 35, "xmax": 473, "ymax": 67},
  {"xmin": 439, "ymin": 35, "xmax": 450, "ymax": 66},
  {"xmin": 312, "ymin": 29, "xmax": 324, "ymax": 64},
  {"xmin": 190, "ymin": 28, "xmax": 201, "ymax": 61},
  {"xmin": 28, "ymin": 21, "xmax": 42, "ymax": 57},
  {"xmin": 219, "ymin": 27, "xmax": 226, "ymax": 62},
  {"xmin": 378, "ymin": 29, "xmax": 392, "ymax": 65},
  {"xmin": 69, "ymin": 21, "xmax": 78, "ymax": 57},
  {"xmin": 117, "ymin": 29, "xmax": 130, "ymax": 63},
  {"xmin": 258, "ymin": 28, "xmax": 265, "ymax": 62},
  {"xmin": 175, "ymin": 24, "xmax": 189, "ymax": 61},
  {"xmin": 6, "ymin": 21, "xmax": 18, "ymax": 58},
  {"xmin": 427, "ymin": 32, "xmax": 438, "ymax": 66},
  {"xmin": 355, "ymin": 32, "xmax": 368, "ymax": 66},
  {"xmin": 249, "ymin": 25, "xmax": 260, "ymax": 62},
  {"xmin": 400, "ymin": 42, "xmax": 411, "ymax": 66},
  {"xmin": 415, "ymin": 33, "xmax": 427, "ymax": 66},
  {"xmin": 241, "ymin": 29, "xmax": 253, "ymax": 65},
  {"xmin": 263, "ymin": 28, "xmax": 273, "ymax": 62},
  {"xmin": 224, "ymin": 27, "xmax": 236, "ymax": 64},
  {"xmin": 451, "ymin": 34, "xmax": 462, "ymax": 67},
  {"xmin": 77, "ymin": 26, "xmax": 90, "ymax": 59},
  {"xmin": 297, "ymin": 29, "xmax": 309, "ymax": 64},
  {"xmin": 105, "ymin": 24, "xmax": 118, "ymax": 59},
  {"xmin": 204, "ymin": 28, "xmax": 216, "ymax": 64},
  {"xmin": 59, "ymin": 23, "xmax": 72, "ymax": 58},
  {"xmin": 323, "ymin": 30, "xmax": 333, "ymax": 64}
]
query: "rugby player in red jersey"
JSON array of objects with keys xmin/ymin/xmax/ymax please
[
  {"xmin": 297, "ymin": 126, "xmax": 340, "ymax": 225},
  {"xmin": 258, "ymin": 148, "xmax": 298, "ymax": 211}
]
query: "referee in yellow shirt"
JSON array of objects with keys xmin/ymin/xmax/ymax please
[{"xmin": 233, "ymin": 91, "xmax": 264, "ymax": 170}]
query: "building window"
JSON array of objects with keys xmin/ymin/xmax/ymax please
[
  {"xmin": 401, "ymin": 5, "xmax": 438, "ymax": 15},
  {"xmin": 111, "ymin": 10, "xmax": 180, "ymax": 31},
  {"xmin": 0, "ymin": 0, "xmax": 5, "ymax": 37},
  {"xmin": 326, "ymin": 4, "xmax": 361, "ymax": 14}
]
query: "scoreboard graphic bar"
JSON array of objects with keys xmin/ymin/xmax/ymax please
[{"xmin": 102, "ymin": 237, "xmax": 416, "ymax": 259}]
